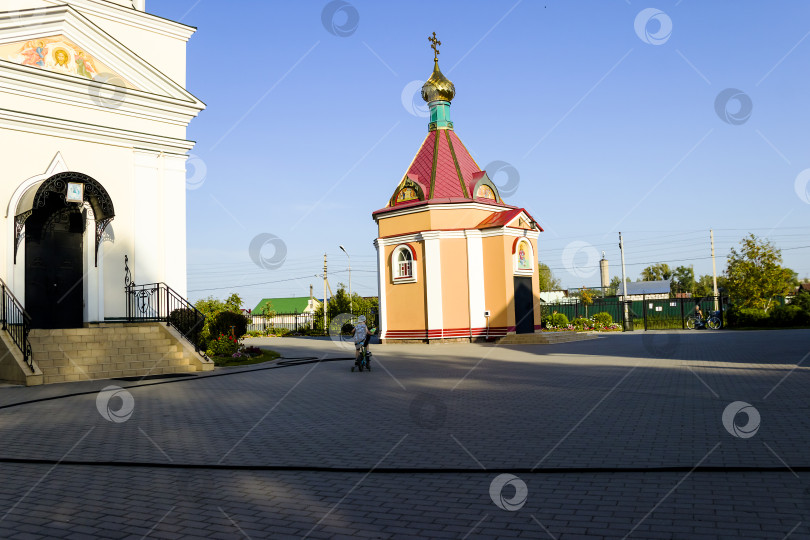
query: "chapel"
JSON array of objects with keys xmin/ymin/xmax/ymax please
[
  {"xmin": 373, "ymin": 35, "xmax": 543, "ymax": 343},
  {"xmin": 0, "ymin": 0, "xmax": 209, "ymax": 384}
]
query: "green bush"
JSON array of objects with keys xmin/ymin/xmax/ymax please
[
  {"xmin": 209, "ymin": 311, "xmax": 248, "ymax": 340},
  {"xmin": 168, "ymin": 308, "xmax": 204, "ymax": 346},
  {"xmin": 769, "ymin": 304, "xmax": 810, "ymax": 327},
  {"xmin": 726, "ymin": 306, "xmax": 768, "ymax": 327},
  {"xmin": 571, "ymin": 317, "xmax": 593, "ymax": 330},
  {"xmin": 790, "ymin": 290, "xmax": 810, "ymax": 312},
  {"xmin": 592, "ymin": 312, "xmax": 613, "ymax": 327},
  {"xmin": 543, "ymin": 312, "xmax": 569, "ymax": 328},
  {"xmin": 206, "ymin": 334, "xmax": 239, "ymax": 357}
]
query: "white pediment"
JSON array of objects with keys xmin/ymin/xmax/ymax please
[{"xmin": 0, "ymin": 5, "xmax": 201, "ymax": 104}]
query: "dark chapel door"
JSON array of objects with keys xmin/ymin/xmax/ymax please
[
  {"xmin": 513, "ymin": 276, "xmax": 535, "ymax": 334},
  {"xmin": 25, "ymin": 198, "xmax": 85, "ymax": 329}
]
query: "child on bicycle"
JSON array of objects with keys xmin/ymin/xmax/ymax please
[{"xmin": 353, "ymin": 315, "xmax": 369, "ymax": 364}]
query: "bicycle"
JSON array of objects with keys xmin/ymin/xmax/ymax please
[
  {"xmin": 686, "ymin": 312, "xmax": 721, "ymax": 330},
  {"xmin": 352, "ymin": 342, "xmax": 371, "ymax": 372}
]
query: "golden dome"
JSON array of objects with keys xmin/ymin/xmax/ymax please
[{"xmin": 421, "ymin": 59, "xmax": 455, "ymax": 103}]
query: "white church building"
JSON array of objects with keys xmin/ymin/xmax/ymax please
[{"xmin": 0, "ymin": 0, "xmax": 212, "ymax": 384}]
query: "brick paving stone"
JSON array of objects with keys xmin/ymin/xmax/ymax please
[{"xmin": 0, "ymin": 331, "xmax": 808, "ymax": 538}]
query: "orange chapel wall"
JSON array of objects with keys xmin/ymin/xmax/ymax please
[
  {"xmin": 481, "ymin": 235, "xmax": 511, "ymax": 330},
  {"xmin": 439, "ymin": 238, "xmax": 470, "ymax": 330},
  {"xmin": 383, "ymin": 242, "xmax": 426, "ymax": 332},
  {"xmin": 377, "ymin": 207, "xmax": 503, "ymax": 238}
]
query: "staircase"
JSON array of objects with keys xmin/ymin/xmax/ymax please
[
  {"xmin": 29, "ymin": 323, "xmax": 213, "ymax": 384},
  {"xmin": 496, "ymin": 331, "xmax": 600, "ymax": 345}
]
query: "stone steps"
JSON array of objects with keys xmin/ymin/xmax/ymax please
[
  {"xmin": 28, "ymin": 323, "xmax": 204, "ymax": 384},
  {"xmin": 496, "ymin": 332, "xmax": 599, "ymax": 345}
]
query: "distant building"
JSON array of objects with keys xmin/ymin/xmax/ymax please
[
  {"xmin": 249, "ymin": 296, "xmax": 322, "ymax": 332},
  {"xmin": 252, "ymin": 297, "xmax": 320, "ymax": 316},
  {"xmin": 617, "ymin": 280, "xmax": 671, "ymax": 301}
]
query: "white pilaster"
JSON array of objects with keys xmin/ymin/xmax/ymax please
[
  {"xmin": 374, "ymin": 239, "xmax": 387, "ymax": 338},
  {"xmin": 133, "ymin": 150, "xmax": 162, "ymax": 285},
  {"xmin": 465, "ymin": 230, "xmax": 486, "ymax": 331},
  {"xmin": 422, "ymin": 232, "xmax": 443, "ymax": 337},
  {"xmin": 162, "ymin": 154, "xmax": 187, "ymax": 294}
]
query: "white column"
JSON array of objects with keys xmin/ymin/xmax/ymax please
[
  {"xmin": 465, "ymin": 230, "xmax": 486, "ymax": 332},
  {"xmin": 374, "ymin": 239, "xmax": 387, "ymax": 339},
  {"xmin": 422, "ymin": 232, "xmax": 443, "ymax": 338}
]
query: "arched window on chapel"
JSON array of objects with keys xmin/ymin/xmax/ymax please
[{"xmin": 391, "ymin": 244, "xmax": 417, "ymax": 283}]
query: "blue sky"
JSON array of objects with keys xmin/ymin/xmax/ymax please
[{"xmin": 148, "ymin": 1, "xmax": 810, "ymax": 309}]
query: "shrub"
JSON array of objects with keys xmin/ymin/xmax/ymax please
[
  {"xmin": 243, "ymin": 346, "xmax": 262, "ymax": 356},
  {"xmin": 209, "ymin": 311, "xmax": 248, "ymax": 340},
  {"xmin": 726, "ymin": 306, "xmax": 768, "ymax": 327},
  {"xmin": 769, "ymin": 304, "xmax": 810, "ymax": 327},
  {"xmin": 790, "ymin": 290, "xmax": 810, "ymax": 312},
  {"xmin": 571, "ymin": 317, "xmax": 593, "ymax": 330},
  {"xmin": 168, "ymin": 308, "xmax": 204, "ymax": 346},
  {"xmin": 543, "ymin": 312, "xmax": 569, "ymax": 328},
  {"xmin": 206, "ymin": 334, "xmax": 239, "ymax": 357},
  {"xmin": 592, "ymin": 312, "xmax": 613, "ymax": 327}
]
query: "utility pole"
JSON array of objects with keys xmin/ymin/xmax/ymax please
[
  {"xmin": 340, "ymin": 245, "xmax": 352, "ymax": 315},
  {"xmin": 619, "ymin": 232, "xmax": 630, "ymax": 331},
  {"xmin": 323, "ymin": 254, "xmax": 328, "ymax": 332},
  {"xmin": 710, "ymin": 229, "xmax": 719, "ymax": 311}
]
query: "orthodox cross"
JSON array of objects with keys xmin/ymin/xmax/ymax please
[{"xmin": 429, "ymin": 32, "xmax": 441, "ymax": 61}]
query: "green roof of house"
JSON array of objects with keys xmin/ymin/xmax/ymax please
[{"xmin": 253, "ymin": 297, "xmax": 315, "ymax": 314}]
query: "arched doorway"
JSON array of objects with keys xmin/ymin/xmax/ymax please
[{"xmin": 14, "ymin": 173, "xmax": 115, "ymax": 329}]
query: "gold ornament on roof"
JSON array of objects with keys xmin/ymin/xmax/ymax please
[{"xmin": 421, "ymin": 32, "xmax": 455, "ymax": 103}]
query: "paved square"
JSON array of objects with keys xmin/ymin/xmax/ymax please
[{"xmin": 0, "ymin": 329, "xmax": 808, "ymax": 539}]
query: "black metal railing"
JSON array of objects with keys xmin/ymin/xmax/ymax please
[
  {"xmin": 0, "ymin": 279, "xmax": 33, "ymax": 371},
  {"xmin": 125, "ymin": 282, "xmax": 206, "ymax": 355}
]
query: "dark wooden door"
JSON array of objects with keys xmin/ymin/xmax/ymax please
[
  {"xmin": 513, "ymin": 277, "xmax": 535, "ymax": 334},
  {"xmin": 26, "ymin": 205, "xmax": 84, "ymax": 329}
]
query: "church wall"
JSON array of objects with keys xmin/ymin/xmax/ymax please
[
  {"xmin": 377, "ymin": 212, "xmax": 431, "ymax": 239},
  {"xmin": 5, "ymin": 0, "xmax": 190, "ymax": 86},
  {"xmin": 0, "ymin": 127, "xmax": 189, "ymax": 319},
  {"xmin": 80, "ymin": 11, "xmax": 189, "ymax": 87},
  {"xmin": 481, "ymin": 234, "xmax": 512, "ymax": 331},
  {"xmin": 382, "ymin": 242, "xmax": 427, "ymax": 334},
  {"xmin": 426, "ymin": 207, "xmax": 499, "ymax": 230},
  {"xmin": 377, "ymin": 205, "xmax": 510, "ymax": 238},
  {"xmin": 439, "ymin": 237, "xmax": 470, "ymax": 332},
  {"xmin": 0, "ymin": 87, "xmax": 188, "ymax": 141}
]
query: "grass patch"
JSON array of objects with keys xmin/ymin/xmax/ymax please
[{"xmin": 212, "ymin": 349, "xmax": 280, "ymax": 367}]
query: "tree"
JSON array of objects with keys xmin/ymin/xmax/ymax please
[
  {"xmin": 608, "ymin": 275, "xmax": 630, "ymax": 296},
  {"xmin": 313, "ymin": 284, "xmax": 380, "ymax": 332},
  {"xmin": 671, "ymin": 266, "xmax": 695, "ymax": 295},
  {"xmin": 537, "ymin": 262, "xmax": 561, "ymax": 291},
  {"xmin": 724, "ymin": 234, "xmax": 794, "ymax": 311},
  {"xmin": 694, "ymin": 274, "xmax": 728, "ymax": 298},
  {"xmin": 260, "ymin": 300, "xmax": 275, "ymax": 318},
  {"xmin": 194, "ymin": 293, "xmax": 247, "ymax": 347},
  {"xmin": 640, "ymin": 263, "xmax": 672, "ymax": 281},
  {"xmin": 580, "ymin": 288, "xmax": 594, "ymax": 317}
]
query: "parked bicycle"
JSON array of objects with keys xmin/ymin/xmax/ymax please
[{"xmin": 686, "ymin": 310, "xmax": 722, "ymax": 330}]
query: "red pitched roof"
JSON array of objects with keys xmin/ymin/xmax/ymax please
[
  {"xmin": 401, "ymin": 129, "xmax": 485, "ymax": 201},
  {"xmin": 476, "ymin": 208, "xmax": 543, "ymax": 230}
]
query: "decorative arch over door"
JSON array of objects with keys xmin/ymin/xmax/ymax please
[{"xmin": 14, "ymin": 172, "xmax": 115, "ymax": 266}]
